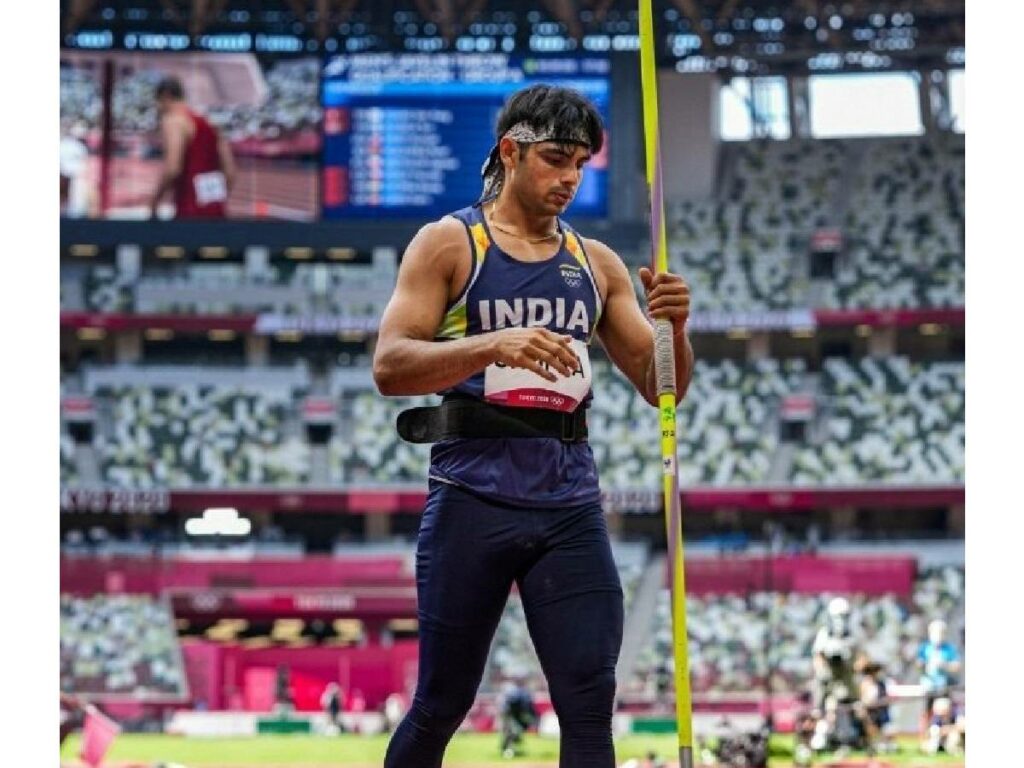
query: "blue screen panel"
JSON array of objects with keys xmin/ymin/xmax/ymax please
[{"xmin": 321, "ymin": 54, "xmax": 610, "ymax": 219}]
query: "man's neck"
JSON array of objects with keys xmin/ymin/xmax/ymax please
[{"xmin": 489, "ymin": 191, "xmax": 557, "ymax": 239}]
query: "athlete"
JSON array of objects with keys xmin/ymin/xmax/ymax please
[
  {"xmin": 148, "ymin": 76, "xmax": 235, "ymax": 219},
  {"xmin": 373, "ymin": 84, "xmax": 694, "ymax": 768}
]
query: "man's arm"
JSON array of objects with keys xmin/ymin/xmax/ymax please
[
  {"xmin": 588, "ymin": 239, "xmax": 694, "ymax": 407},
  {"xmin": 216, "ymin": 134, "xmax": 237, "ymax": 192},
  {"xmin": 811, "ymin": 629, "xmax": 831, "ymax": 676},
  {"xmin": 853, "ymin": 651, "xmax": 870, "ymax": 673},
  {"xmin": 372, "ymin": 219, "xmax": 580, "ymax": 396},
  {"xmin": 149, "ymin": 115, "xmax": 188, "ymax": 213}
]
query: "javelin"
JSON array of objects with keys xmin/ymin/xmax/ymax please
[{"xmin": 638, "ymin": 2, "xmax": 694, "ymax": 767}]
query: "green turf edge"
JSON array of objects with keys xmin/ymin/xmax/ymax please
[{"xmin": 59, "ymin": 732, "xmax": 964, "ymax": 766}]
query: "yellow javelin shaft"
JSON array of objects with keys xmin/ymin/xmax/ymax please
[{"xmin": 638, "ymin": 2, "xmax": 694, "ymax": 766}]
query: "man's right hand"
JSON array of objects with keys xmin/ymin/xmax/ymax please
[{"xmin": 488, "ymin": 328, "xmax": 581, "ymax": 382}]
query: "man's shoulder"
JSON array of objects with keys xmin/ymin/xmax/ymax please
[
  {"xmin": 578, "ymin": 235, "xmax": 626, "ymax": 297},
  {"xmin": 403, "ymin": 215, "xmax": 471, "ymax": 272},
  {"xmin": 415, "ymin": 215, "xmax": 470, "ymax": 248},
  {"xmin": 164, "ymin": 110, "xmax": 192, "ymax": 127},
  {"xmin": 162, "ymin": 111, "xmax": 194, "ymax": 139},
  {"xmin": 579, "ymin": 234, "xmax": 617, "ymax": 261}
]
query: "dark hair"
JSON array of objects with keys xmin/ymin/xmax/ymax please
[
  {"xmin": 155, "ymin": 76, "xmax": 185, "ymax": 101},
  {"xmin": 494, "ymin": 84, "xmax": 604, "ymax": 154}
]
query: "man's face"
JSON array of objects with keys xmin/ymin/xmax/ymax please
[
  {"xmin": 828, "ymin": 613, "xmax": 850, "ymax": 636},
  {"xmin": 155, "ymin": 95, "xmax": 174, "ymax": 117},
  {"xmin": 504, "ymin": 139, "xmax": 592, "ymax": 215}
]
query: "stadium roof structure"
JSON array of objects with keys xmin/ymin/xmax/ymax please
[{"xmin": 62, "ymin": 0, "xmax": 964, "ymax": 73}]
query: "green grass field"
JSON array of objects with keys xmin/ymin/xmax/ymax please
[{"xmin": 60, "ymin": 732, "xmax": 964, "ymax": 767}]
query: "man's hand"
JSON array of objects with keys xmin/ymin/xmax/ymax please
[
  {"xmin": 639, "ymin": 266, "xmax": 690, "ymax": 336},
  {"xmin": 488, "ymin": 327, "xmax": 581, "ymax": 382}
]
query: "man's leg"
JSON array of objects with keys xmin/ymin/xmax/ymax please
[
  {"xmin": 518, "ymin": 502, "xmax": 624, "ymax": 768},
  {"xmin": 384, "ymin": 482, "xmax": 523, "ymax": 768}
]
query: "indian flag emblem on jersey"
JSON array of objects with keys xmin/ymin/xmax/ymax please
[
  {"xmin": 469, "ymin": 222, "xmax": 490, "ymax": 262},
  {"xmin": 559, "ymin": 263, "xmax": 583, "ymax": 288}
]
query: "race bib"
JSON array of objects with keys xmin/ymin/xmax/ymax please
[
  {"xmin": 484, "ymin": 338, "xmax": 592, "ymax": 413},
  {"xmin": 193, "ymin": 171, "xmax": 227, "ymax": 205}
]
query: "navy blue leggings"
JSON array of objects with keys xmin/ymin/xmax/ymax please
[{"xmin": 384, "ymin": 480, "xmax": 624, "ymax": 768}]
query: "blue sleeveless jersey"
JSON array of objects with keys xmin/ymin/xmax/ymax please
[{"xmin": 428, "ymin": 203, "xmax": 604, "ymax": 508}]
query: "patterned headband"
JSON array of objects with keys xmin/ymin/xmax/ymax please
[{"xmin": 478, "ymin": 121, "xmax": 593, "ymax": 202}]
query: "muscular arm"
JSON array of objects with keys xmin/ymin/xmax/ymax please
[
  {"xmin": 589, "ymin": 239, "xmax": 694, "ymax": 407},
  {"xmin": 149, "ymin": 115, "xmax": 188, "ymax": 211},
  {"xmin": 372, "ymin": 219, "xmax": 579, "ymax": 396}
]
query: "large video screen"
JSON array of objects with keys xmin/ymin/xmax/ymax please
[
  {"xmin": 60, "ymin": 52, "xmax": 321, "ymax": 220},
  {"xmin": 321, "ymin": 54, "xmax": 610, "ymax": 219}
]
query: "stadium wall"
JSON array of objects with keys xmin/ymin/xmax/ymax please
[
  {"xmin": 180, "ymin": 639, "xmax": 417, "ymax": 711},
  {"xmin": 61, "ymin": 554, "xmax": 916, "ymax": 597}
]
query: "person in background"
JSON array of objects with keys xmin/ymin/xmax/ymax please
[
  {"xmin": 792, "ymin": 693, "xmax": 818, "ymax": 767},
  {"xmin": 859, "ymin": 661, "xmax": 893, "ymax": 753},
  {"xmin": 923, "ymin": 696, "xmax": 964, "ymax": 755},
  {"xmin": 274, "ymin": 665, "xmax": 293, "ymax": 715},
  {"xmin": 809, "ymin": 597, "xmax": 868, "ymax": 754},
  {"xmin": 60, "ymin": 129, "xmax": 96, "ymax": 218},
  {"xmin": 918, "ymin": 619, "xmax": 960, "ymax": 700},
  {"xmin": 810, "ymin": 597, "xmax": 864, "ymax": 714},
  {"xmin": 320, "ymin": 682, "xmax": 345, "ymax": 734},
  {"xmin": 60, "ymin": 691, "xmax": 84, "ymax": 747},
  {"xmin": 805, "ymin": 523, "xmax": 822, "ymax": 555},
  {"xmin": 149, "ymin": 76, "xmax": 235, "ymax": 219},
  {"xmin": 384, "ymin": 691, "xmax": 408, "ymax": 734},
  {"xmin": 499, "ymin": 678, "xmax": 538, "ymax": 759},
  {"xmin": 917, "ymin": 618, "xmax": 961, "ymax": 734},
  {"xmin": 653, "ymin": 657, "xmax": 672, "ymax": 709},
  {"xmin": 348, "ymin": 688, "xmax": 367, "ymax": 714}
]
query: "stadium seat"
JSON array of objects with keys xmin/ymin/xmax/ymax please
[
  {"xmin": 94, "ymin": 383, "xmax": 310, "ymax": 488},
  {"xmin": 60, "ymin": 594, "xmax": 187, "ymax": 697},
  {"xmin": 790, "ymin": 357, "xmax": 964, "ymax": 484},
  {"xmin": 833, "ymin": 135, "xmax": 965, "ymax": 309},
  {"xmin": 667, "ymin": 136, "xmax": 964, "ymax": 312},
  {"xmin": 76, "ymin": 355, "xmax": 963, "ymax": 490}
]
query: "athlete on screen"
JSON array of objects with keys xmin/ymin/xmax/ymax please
[
  {"xmin": 373, "ymin": 84, "xmax": 694, "ymax": 768},
  {"xmin": 149, "ymin": 76, "xmax": 236, "ymax": 219}
]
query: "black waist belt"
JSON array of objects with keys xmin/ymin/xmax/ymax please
[{"xmin": 397, "ymin": 394, "xmax": 588, "ymax": 444}]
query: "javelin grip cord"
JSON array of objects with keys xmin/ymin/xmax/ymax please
[{"xmin": 654, "ymin": 319, "xmax": 677, "ymax": 395}]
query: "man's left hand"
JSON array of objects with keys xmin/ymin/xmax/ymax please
[{"xmin": 639, "ymin": 266, "xmax": 690, "ymax": 336}]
